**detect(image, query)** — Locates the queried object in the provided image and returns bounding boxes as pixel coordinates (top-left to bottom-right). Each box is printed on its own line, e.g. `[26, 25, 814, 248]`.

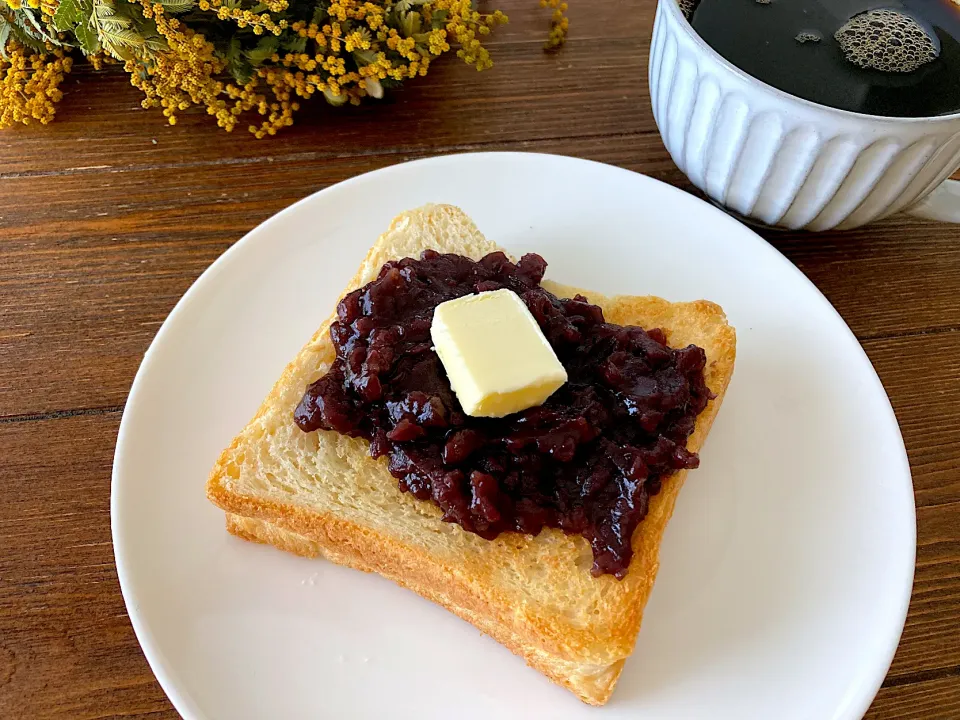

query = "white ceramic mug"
[649, 0, 960, 230]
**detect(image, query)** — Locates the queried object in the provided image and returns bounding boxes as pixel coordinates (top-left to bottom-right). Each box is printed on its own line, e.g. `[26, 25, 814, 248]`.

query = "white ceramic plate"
[112, 153, 915, 720]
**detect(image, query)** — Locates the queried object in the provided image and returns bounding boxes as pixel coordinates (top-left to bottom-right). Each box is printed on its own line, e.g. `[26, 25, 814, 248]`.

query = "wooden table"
[1, 1, 958, 716]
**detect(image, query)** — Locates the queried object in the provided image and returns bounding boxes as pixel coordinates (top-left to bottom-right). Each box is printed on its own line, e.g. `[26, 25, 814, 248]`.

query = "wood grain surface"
[1, 1, 959, 717]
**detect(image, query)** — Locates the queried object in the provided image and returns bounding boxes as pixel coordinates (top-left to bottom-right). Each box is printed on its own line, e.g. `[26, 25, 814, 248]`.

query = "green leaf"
[94, 9, 131, 32]
[90, 0, 154, 59]
[74, 18, 100, 53]
[22, 9, 52, 39]
[400, 10, 420, 37]
[281, 34, 307, 53]
[311, 4, 327, 25]
[244, 34, 279, 64]
[352, 48, 376, 65]
[155, 0, 196, 13]
[250, 2, 268, 12]
[228, 57, 253, 85]
[395, 0, 428, 12]
[0, 21, 10, 59]
[54, 0, 83, 32]
[11, 26, 48, 52]
[52, 0, 105, 54]
[225, 35, 253, 84]
[2, 10, 53, 51]
[143, 34, 165, 52]
[102, 27, 145, 48]
[224, 35, 240, 62]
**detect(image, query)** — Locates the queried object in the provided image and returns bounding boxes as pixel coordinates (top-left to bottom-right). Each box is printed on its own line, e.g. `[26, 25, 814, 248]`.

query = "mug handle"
[906, 178, 960, 223]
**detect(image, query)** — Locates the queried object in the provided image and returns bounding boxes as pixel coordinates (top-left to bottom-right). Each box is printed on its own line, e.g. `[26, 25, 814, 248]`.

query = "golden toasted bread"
[206, 204, 736, 705]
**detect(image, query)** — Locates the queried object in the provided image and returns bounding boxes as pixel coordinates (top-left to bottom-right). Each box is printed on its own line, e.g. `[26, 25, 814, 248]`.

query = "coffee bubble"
[689, 0, 960, 116]
[835, 8, 939, 74]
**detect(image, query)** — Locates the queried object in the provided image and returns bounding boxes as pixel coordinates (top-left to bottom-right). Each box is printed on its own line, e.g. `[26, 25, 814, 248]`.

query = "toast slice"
[206, 204, 736, 705]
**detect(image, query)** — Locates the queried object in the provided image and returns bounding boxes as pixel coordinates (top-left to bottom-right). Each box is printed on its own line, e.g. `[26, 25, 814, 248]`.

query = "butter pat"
[431, 289, 568, 418]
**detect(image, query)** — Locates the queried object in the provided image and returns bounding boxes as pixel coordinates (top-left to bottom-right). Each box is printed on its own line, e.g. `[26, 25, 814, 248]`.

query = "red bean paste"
[294, 251, 713, 578]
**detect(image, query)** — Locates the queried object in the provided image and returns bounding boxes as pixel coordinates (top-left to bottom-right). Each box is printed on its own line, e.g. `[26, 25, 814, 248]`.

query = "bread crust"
[206, 204, 736, 705]
[224, 512, 627, 703]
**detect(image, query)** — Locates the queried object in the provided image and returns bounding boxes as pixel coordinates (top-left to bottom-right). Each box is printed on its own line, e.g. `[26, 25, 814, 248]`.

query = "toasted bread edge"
[205, 205, 737, 706]
[225, 511, 627, 705]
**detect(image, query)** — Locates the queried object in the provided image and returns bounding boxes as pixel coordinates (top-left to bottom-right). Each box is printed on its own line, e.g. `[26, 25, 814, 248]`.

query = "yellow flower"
[541, 0, 570, 49]
[0, 0, 539, 136]
[0, 43, 71, 128]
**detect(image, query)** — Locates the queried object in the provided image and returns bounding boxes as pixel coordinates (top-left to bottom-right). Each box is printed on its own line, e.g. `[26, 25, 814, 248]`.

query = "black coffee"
[683, 0, 960, 117]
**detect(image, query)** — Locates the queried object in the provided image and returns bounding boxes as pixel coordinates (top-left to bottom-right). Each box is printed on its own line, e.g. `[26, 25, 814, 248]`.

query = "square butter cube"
[431, 289, 568, 418]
